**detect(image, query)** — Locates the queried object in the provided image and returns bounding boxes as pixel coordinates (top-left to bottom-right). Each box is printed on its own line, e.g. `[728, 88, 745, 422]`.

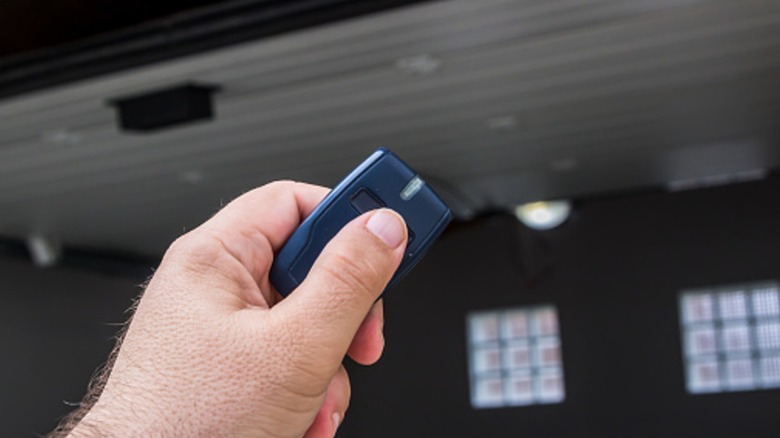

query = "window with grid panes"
[467, 306, 565, 408]
[680, 282, 780, 394]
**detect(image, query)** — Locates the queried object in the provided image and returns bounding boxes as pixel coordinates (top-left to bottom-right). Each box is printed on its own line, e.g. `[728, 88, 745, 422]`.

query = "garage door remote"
[270, 148, 452, 297]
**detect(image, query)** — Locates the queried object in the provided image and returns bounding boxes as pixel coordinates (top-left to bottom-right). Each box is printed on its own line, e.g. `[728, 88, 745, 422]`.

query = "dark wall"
[342, 176, 780, 438]
[0, 258, 142, 436]
[4, 175, 780, 436]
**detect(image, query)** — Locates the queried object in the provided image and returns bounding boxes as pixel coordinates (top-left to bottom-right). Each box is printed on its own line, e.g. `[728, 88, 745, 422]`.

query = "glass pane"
[505, 372, 534, 405]
[536, 338, 561, 367]
[686, 327, 717, 356]
[719, 291, 748, 320]
[683, 293, 714, 323]
[503, 310, 530, 339]
[537, 369, 565, 402]
[721, 324, 751, 352]
[469, 313, 500, 344]
[725, 359, 755, 390]
[534, 307, 559, 336]
[472, 376, 504, 408]
[753, 287, 780, 317]
[504, 341, 531, 369]
[473, 346, 502, 374]
[760, 356, 780, 387]
[688, 361, 721, 393]
[756, 322, 780, 350]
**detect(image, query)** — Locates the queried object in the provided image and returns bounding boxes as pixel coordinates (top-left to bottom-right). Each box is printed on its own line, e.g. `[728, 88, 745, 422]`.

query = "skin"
[53, 181, 407, 437]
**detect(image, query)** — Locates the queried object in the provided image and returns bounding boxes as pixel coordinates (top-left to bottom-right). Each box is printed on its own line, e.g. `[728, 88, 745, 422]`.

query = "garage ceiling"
[1, 0, 779, 257]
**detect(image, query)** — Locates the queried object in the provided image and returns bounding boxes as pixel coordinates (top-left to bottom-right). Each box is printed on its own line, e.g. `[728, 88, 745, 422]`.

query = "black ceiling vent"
[109, 83, 218, 132]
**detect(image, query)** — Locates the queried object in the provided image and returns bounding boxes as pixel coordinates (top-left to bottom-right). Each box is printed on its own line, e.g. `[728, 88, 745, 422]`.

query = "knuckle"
[164, 233, 192, 258]
[163, 232, 222, 274]
[262, 179, 296, 194]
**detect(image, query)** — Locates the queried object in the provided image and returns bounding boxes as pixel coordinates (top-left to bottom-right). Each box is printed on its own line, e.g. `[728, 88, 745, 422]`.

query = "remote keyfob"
[270, 148, 452, 297]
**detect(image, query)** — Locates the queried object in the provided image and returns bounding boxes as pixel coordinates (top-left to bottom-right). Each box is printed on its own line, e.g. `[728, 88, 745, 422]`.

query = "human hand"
[64, 181, 407, 437]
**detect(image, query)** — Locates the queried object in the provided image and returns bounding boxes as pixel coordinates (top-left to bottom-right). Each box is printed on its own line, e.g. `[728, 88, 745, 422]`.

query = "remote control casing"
[270, 148, 452, 296]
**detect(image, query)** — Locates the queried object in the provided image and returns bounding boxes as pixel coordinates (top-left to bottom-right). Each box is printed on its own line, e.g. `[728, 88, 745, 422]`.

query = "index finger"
[198, 181, 330, 284]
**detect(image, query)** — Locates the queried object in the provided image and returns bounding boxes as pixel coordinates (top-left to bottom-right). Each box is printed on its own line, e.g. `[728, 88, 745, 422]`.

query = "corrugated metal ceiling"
[1, 0, 779, 256]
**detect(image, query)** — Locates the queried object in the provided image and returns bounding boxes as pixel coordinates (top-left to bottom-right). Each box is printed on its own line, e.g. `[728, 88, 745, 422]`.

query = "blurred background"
[2, 0, 780, 436]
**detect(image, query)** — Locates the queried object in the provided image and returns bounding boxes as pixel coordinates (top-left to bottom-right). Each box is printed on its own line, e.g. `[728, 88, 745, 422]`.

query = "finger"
[274, 209, 406, 367]
[347, 300, 385, 365]
[198, 181, 329, 281]
[303, 366, 351, 438]
[208, 181, 328, 247]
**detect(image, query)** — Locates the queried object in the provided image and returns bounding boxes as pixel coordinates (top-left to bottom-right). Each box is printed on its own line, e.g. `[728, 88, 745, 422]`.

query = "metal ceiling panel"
[0, 0, 779, 256]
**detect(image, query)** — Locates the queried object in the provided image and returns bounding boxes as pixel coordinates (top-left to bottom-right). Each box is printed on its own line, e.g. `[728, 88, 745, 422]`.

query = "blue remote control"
[270, 148, 452, 296]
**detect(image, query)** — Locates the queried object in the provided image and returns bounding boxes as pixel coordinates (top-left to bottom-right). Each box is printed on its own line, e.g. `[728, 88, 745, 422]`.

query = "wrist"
[69, 405, 149, 437]
[68, 389, 180, 437]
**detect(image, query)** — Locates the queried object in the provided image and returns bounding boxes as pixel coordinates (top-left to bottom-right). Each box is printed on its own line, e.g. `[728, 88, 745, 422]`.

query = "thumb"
[273, 208, 407, 363]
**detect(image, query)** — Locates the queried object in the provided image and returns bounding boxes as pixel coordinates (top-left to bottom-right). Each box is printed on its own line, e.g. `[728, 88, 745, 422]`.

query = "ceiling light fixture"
[549, 157, 578, 172]
[396, 54, 441, 75]
[177, 169, 207, 185]
[41, 129, 82, 145]
[486, 115, 518, 131]
[514, 200, 572, 230]
[26, 235, 62, 268]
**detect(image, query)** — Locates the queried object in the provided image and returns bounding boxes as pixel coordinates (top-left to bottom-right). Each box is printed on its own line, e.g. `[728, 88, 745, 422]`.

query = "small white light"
[514, 201, 571, 230]
[27, 235, 61, 268]
[178, 170, 206, 185]
[550, 158, 578, 172]
[400, 176, 424, 200]
[396, 54, 441, 75]
[486, 115, 518, 131]
[41, 129, 82, 145]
